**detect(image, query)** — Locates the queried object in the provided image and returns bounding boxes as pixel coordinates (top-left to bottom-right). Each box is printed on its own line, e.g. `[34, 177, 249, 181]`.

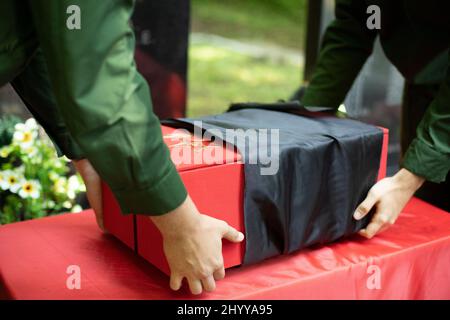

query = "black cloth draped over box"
[163, 104, 383, 265]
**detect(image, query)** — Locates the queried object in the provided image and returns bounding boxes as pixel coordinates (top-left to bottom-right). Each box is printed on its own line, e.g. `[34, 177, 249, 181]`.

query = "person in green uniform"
[300, 0, 450, 238]
[0, 0, 244, 295]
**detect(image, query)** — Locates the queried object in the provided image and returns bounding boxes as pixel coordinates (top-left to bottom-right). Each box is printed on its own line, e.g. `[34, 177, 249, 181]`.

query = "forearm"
[29, 0, 187, 215]
[150, 196, 201, 238]
[402, 58, 450, 183]
[302, 0, 377, 108]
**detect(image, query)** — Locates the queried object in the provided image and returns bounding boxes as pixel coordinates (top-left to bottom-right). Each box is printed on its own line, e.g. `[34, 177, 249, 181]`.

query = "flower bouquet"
[0, 117, 85, 224]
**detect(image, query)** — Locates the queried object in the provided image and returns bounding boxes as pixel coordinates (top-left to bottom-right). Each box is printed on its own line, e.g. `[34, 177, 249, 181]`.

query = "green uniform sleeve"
[28, 0, 187, 215]
[302, 0, 377, 108]
[11, 48, 84, 160]
[402, 52, 450, 183]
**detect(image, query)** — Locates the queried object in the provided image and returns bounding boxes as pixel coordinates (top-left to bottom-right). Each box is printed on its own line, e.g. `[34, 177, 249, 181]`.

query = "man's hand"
[151, 196, 244, 295]
[353, 168, 425, 239]
[73, 159, 105, 231]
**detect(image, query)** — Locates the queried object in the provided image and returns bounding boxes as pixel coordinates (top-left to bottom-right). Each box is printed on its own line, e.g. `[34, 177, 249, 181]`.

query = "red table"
[0, 197, 449, 300]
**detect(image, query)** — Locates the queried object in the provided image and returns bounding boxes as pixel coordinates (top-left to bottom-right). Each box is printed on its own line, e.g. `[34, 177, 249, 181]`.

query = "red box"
[102, 125, 389, 275]
[102, 125, 245, 275]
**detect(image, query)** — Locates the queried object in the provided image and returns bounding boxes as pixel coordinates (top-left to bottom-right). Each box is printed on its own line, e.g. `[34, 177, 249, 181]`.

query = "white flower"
[45, 200, 56, 208]
[18, 180, 41, 199]
[2, 170, 23, 193]
[22, 145, 39, 158]
[13, 118, 38, 149]
[71, 205, 83, 213]
[48, 171, 60, 181]
[67, 175, 84, 199]
[62, 200, 72, 209]
[0, 170, 11, 190]
[53, 177, 68, 194]
[0, 146, 11, 158]
[15, 165, 25, 174]
[22, 118, 38, 130]
[53, 160, 64, 169]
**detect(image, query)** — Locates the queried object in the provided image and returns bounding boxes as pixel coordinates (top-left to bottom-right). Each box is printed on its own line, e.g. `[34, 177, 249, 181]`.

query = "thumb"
[222, 224, 245, 243]
[354, 190, 378, 220]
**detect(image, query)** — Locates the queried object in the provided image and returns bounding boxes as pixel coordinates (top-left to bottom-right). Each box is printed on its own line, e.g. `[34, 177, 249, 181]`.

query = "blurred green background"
[0, 0, 307, 119]
[188, 0, 307, 117]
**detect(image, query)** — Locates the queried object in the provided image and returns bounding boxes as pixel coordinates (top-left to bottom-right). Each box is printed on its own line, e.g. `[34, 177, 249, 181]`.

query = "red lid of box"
[161, 125, 241, 172]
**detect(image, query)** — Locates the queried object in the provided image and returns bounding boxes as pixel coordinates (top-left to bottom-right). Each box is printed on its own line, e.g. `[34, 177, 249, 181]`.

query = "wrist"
[394, 168, 425, 192]
[150, 195, 201, 238]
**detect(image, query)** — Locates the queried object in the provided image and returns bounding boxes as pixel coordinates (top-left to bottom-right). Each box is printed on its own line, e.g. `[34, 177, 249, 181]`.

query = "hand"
[151, 196, 245, 295]
[73, 159, 105, 231]
[353, 168, 425, 239]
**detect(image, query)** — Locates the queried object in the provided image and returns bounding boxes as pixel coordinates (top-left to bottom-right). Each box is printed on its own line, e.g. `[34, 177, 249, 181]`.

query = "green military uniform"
[0, 0, 187, 215]
[303, 0, 450, 210]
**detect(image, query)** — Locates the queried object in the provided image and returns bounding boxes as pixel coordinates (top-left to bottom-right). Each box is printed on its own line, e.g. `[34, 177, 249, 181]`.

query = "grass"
[187, 43, 302, 117]
[187, 0, 306, 117]
[191, 0, 307, 51]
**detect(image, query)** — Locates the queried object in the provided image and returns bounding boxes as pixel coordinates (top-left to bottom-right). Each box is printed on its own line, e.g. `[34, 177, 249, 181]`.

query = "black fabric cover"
[165, 105, 383, 265]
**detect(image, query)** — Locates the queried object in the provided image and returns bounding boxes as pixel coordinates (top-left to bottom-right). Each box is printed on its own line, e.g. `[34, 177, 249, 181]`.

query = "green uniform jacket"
[303, 0, 450, 183]
[0, 0, 187, 215]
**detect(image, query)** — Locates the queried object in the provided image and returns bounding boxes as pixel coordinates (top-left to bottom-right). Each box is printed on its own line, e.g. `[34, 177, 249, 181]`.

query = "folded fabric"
[169, 105, 384, 264]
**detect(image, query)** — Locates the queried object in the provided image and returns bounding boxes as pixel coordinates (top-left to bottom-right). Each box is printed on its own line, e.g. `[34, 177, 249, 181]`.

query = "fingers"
[187, 277, 203, 295]
[201, 275, 216, 292]
[172, 272, 222, 295]
[166, 218, 241, 295]
[354, 190, 378, 220]
[213, 267, 225, 280]
[222, 223, 245, 243]
[74, 159, 106, 232]
[170, 273, 183, 291]
[358, 224, 381, 239]
[359, 212, 394, 239]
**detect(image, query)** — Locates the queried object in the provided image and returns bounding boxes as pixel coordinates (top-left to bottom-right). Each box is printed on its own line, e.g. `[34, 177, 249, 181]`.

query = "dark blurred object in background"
[298, 0, 403, 176]
[132, 0, 190, 119]
[0, 85, 30, 120]
[1, 1, 190, 120]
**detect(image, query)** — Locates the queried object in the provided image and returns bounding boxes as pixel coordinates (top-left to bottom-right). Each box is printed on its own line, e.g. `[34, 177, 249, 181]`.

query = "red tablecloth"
[0, 197, 449, 300]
